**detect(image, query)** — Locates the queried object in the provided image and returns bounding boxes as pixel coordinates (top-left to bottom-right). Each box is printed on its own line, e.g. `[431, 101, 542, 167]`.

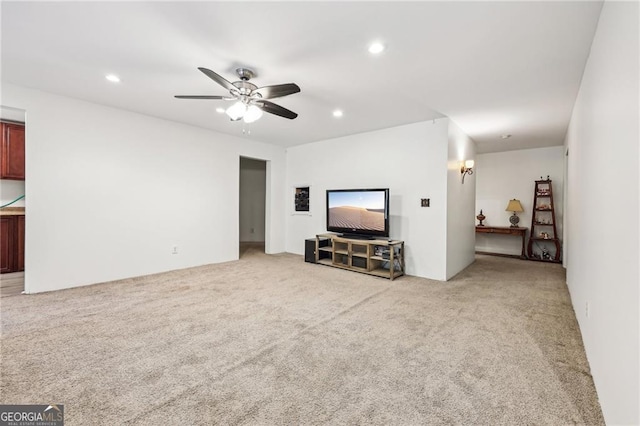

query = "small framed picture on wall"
[294, 186, 310, 213]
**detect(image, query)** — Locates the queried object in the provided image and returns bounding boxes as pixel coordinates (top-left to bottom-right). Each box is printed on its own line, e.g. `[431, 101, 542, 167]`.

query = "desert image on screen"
[328, 191, 385, 231]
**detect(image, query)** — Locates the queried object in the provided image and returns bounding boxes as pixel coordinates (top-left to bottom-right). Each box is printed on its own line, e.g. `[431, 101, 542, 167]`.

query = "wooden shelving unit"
[527, 178, 561, 262]
[315, 233, 405, 280]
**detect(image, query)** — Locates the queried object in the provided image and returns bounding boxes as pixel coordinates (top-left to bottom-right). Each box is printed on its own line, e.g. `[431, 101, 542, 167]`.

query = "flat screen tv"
[326, 188, 389, 238]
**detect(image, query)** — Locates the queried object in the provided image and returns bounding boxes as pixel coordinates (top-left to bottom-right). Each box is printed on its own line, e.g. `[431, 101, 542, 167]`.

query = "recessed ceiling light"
[368, 42, 385, 55]
[333, 110, 344, 118]
[501, 134, 512, 139]
[105, 74, 120, 83]
[215, 107, 225, 114]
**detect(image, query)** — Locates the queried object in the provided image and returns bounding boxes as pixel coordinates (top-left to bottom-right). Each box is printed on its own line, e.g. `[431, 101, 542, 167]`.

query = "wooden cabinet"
[1, 214, 25, 273]
[0, 217, 13, 273]
[315, 233, 405, 280]
[1, 122, 26, 180]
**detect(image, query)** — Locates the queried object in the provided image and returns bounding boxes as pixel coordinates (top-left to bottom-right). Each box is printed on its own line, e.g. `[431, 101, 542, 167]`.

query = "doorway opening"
[0, 106, 26, 297]
[239, 157, 267, 258]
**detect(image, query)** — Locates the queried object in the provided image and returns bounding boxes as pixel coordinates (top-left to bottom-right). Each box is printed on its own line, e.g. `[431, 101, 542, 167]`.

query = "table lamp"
[505, 199, 524, 227]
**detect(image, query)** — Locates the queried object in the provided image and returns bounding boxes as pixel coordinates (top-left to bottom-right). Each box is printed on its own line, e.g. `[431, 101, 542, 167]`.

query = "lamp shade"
[505, 199, 524, 212]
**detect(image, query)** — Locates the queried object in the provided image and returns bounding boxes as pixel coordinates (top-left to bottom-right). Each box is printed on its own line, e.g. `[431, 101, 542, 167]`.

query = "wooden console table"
[475, 226, 528, 259]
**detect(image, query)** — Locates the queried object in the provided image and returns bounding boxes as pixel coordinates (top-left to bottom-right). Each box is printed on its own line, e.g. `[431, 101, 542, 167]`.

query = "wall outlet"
[172, 246, 179, 255]
[585, 301, 590, 318]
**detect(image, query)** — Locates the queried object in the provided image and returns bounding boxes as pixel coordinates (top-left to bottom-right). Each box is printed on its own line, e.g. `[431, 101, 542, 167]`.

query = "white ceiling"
[1, 1, 603, 153]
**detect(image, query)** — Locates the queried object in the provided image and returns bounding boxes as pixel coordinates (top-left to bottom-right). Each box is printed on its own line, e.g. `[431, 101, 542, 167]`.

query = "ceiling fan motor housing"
[232, 80, 258, 97]
[236, 68, 255, 81]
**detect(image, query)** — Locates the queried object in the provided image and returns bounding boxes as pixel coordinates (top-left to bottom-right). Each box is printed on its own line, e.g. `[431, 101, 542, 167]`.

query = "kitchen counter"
[0, 207, 25, 216]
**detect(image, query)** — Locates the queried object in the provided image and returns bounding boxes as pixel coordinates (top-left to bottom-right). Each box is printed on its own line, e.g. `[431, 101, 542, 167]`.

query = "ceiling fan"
[175, 67, 300, 123]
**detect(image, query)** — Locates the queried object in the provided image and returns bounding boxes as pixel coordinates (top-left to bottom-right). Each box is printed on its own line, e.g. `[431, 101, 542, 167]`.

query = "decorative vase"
[476, 209, 486, 226]
[509, 213, 520, 227]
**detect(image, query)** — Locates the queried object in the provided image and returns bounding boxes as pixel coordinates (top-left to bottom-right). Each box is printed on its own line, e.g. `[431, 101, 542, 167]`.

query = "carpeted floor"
[0, 245, 604, 425]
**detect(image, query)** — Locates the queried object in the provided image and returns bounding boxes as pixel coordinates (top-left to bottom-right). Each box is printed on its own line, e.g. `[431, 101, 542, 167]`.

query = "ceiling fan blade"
[253, 83, 301, 99]
[174, 95, 231, 100]
[257, 100, 298, 119]
[198, 67, 235, 91]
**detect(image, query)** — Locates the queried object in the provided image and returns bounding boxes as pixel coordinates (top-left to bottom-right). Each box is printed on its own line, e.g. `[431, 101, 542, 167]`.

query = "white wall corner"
[446, 119, 477, 279]
[285, 119, 451, 280]
[4, 83, 288, 293]
[475, 146, 565, 257]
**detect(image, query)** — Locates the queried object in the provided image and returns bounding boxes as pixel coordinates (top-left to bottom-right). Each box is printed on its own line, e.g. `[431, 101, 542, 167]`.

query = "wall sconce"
[505, 199, 524, 227]
[460, 160, 474, 184]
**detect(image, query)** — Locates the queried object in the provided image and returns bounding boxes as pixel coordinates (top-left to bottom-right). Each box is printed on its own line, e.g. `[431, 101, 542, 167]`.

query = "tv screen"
[326, 188, 389, 238]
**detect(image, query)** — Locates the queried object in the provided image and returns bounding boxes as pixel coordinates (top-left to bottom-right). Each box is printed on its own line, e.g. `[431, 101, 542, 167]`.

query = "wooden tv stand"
[315, 233, 405, 280]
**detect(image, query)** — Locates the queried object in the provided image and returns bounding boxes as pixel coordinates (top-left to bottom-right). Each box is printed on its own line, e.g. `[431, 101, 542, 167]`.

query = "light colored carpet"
[0, 245, 603, 425]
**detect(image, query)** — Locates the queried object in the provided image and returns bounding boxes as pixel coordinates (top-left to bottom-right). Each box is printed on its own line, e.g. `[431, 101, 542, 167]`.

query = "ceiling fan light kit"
[243, 105, 263, 123]
[226, 101, 247, 121]
[368, 42, 385, 54]
[175, 67, 300, 124]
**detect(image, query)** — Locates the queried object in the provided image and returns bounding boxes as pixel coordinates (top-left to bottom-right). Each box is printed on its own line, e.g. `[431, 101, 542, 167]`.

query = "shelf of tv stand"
[315, 233, 405, 280]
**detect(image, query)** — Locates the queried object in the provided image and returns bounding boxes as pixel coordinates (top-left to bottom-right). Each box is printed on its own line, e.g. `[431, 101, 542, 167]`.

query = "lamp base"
[509, 213, 520, 228]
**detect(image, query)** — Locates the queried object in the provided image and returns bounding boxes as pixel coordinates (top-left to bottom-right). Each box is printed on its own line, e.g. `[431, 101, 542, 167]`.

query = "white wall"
[564, 1, 639, 424]
[475, 146, 564, 257]
[286, 119, 456, 280]
[446, 120, 476, 279]
[239, 157, 266, 242]
[2, 84, 286, 293]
